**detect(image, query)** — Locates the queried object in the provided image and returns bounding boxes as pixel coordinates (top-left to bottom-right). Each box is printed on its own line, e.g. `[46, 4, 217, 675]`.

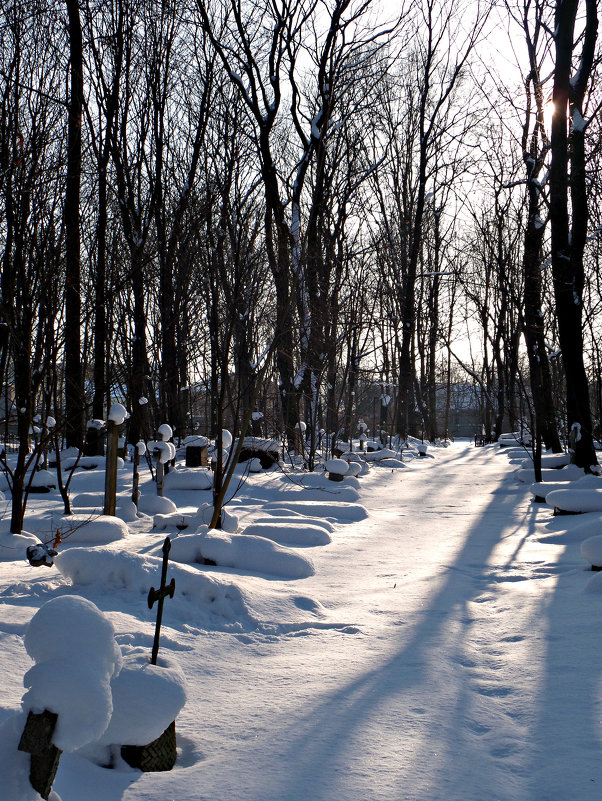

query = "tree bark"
[64, 0, 84, 449]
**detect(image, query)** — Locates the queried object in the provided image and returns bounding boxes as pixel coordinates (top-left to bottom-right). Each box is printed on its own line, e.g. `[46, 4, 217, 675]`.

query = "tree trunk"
[64, 0, 84, 449]
[549, 0, 598, 470]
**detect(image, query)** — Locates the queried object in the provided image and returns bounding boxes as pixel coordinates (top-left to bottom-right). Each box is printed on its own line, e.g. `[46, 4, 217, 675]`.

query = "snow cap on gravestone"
[109, 403, 127, 426]
[157, 423, 173, 442]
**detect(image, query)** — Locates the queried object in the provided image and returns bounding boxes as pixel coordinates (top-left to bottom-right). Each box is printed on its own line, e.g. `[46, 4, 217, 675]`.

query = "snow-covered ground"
[1, 439, 601, 801]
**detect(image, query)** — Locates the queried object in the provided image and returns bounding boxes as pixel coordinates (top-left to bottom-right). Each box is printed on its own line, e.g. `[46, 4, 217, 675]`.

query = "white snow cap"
[157, 423, 173, 441]
[326, 458, 349, 476]
[87, 418, 105, 430]
[221, 429, 233, 449]
[136, 440, 147, 456]
[148, 440, 174, 464]
[22, 595, 122, 752]
[138, 396, 149, 406]
[108, 403, 127, 425]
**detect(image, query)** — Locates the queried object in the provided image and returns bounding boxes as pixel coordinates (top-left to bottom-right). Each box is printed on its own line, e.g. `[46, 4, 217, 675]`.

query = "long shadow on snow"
[248, 444, 593, 801]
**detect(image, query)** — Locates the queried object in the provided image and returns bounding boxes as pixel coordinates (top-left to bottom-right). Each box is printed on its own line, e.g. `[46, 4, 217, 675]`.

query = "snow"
[23, 595, 122, 752]
[163, 467, 213, 491]
[1, 441, 602, 800]
[156, 424, 173, 442]
[108, 404, 127, 426]
[325, 457, 349, 475]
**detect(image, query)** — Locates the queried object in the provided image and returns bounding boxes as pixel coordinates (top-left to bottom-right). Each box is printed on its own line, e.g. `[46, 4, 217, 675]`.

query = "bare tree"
[548, 0, 598, 468]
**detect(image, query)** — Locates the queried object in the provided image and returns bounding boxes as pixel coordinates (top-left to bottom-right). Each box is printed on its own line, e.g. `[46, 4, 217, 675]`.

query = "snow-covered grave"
[325, 458, 349, 482]
[2, 439, 602, 800]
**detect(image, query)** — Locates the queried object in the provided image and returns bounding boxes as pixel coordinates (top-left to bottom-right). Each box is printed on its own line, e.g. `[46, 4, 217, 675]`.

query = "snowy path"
[103, 442, 602, 801]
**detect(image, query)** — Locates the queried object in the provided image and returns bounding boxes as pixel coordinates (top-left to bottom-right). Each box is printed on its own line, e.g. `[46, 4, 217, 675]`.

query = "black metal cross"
[148, 536, 176, 665]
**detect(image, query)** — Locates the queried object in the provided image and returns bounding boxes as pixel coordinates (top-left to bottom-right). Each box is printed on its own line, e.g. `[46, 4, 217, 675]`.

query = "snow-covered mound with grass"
[71, 492, 138, 522]
[580, 535, 602, 570]
[55, 547, 252, 626]
[137, 494, 177, 516]
[362, 447, 399, 462]
[520, 452, 570, 470]
[163, 468, 213, 491]
[55, 514, 129, 544]
[262, 499, 368, 521]
[516, 463, 585, 484]
[530, 473, 602, 502]
[0, 468, 57, 493]
[242, 521, 331, 547]
[546, 485, 602, 514]
[293, 471, 360, 500]
[0, 521, 42, 560]
[168, 528, 315, 579]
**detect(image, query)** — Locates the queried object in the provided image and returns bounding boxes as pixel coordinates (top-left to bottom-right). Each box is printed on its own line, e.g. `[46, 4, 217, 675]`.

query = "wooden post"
[18, 709, 62, 800]
[156, 459, 164, 497]
[132, 446, 140, 506]
[104, 420, 118, 515]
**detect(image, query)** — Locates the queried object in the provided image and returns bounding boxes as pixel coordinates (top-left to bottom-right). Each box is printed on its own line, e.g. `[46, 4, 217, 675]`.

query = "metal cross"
[148, 536, 176, 665]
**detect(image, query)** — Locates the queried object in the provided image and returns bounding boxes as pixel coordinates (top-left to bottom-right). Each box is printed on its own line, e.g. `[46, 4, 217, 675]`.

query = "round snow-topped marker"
[326, 458, 348, 475]
[221, 429, 233, 449]
[136, 440, 147, 456]
[157, 424, 173, 442]
[46, 416, 56, 428]
[139, 396, 149, 406]
[109, 403, 127, 425]
[295, 421, 307, 432]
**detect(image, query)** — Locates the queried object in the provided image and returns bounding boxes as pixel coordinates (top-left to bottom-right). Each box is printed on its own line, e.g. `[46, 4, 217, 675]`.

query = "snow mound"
[371, 457, 406, 469]
[195, 502, 239, 532]
[23, 595, 122, 752]
[258, 513, 335, 531]
[92, 645, 186, 748]
[63, 455, 125, 471]
[242, 521, 331, 547]
[168, 528, 315, 579]
[57, 514, 129, 544]
[55, 547, 251, 625]
[516, 463, 585, 484]
[163, 468, 213, 491]
[362, 447, 399, 462]
[581, 535, 602, 569]
[520, 452, 570, 469]
[546, 487, 602, 514]
[263, 499, 368, 521]
[293, 472, 360, 500]
[530, 473, 602, 501]
[71, 493, 138, 522]
[0, 526, 42, 561]
[137, 494, 177, 516]
[0, 469, 57, 492]
[153, 512, 193, 530]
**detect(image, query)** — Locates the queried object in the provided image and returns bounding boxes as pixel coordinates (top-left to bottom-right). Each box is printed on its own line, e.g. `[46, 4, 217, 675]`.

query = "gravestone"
[18, 709, 62, 800]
